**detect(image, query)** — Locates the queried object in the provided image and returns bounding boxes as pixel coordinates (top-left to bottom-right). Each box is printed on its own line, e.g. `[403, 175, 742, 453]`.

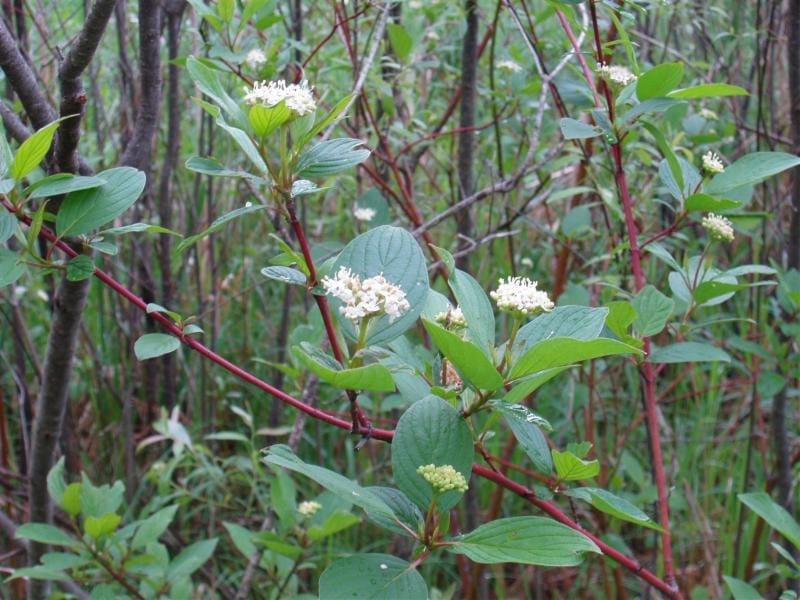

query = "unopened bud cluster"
[490, 277, 554, 317]
[435, 306, 467, 329]
[417, 464, 468, 494]
[702, 213, 734, 242]
[353, 206, 376, 222]
[244, 79, 316, 116]
[322, 267, 410, 324]
[596, 63, 637, 86]
[298, 500, 322, 517]
[701, 151, 725, 174]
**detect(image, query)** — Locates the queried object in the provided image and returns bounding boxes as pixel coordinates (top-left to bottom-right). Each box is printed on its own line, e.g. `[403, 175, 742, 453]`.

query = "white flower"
[702, 213, 734, 242]
[244, 80, 316, 116]
[520, 257, 534, 268]
[321, 267, 410, 324]
[702, 151, 725, 174]
[490, 277, 554, 316]
[435, 306, 467, 328]
[244, 48, 267, 70]
[699, 108, 717, 120]
[597, 63, 637, 86]
[353, 206, 376, 222]
[298, 500, 322, 517]
[497, 60, 522, 73]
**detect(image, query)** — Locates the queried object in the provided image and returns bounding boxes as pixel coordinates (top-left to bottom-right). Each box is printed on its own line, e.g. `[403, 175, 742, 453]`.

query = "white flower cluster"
[244, 48, 267, 70]
[417, 464, 468, 494]
[701, 151, 725, 174]
[435, 306, 467, 329]
[321, 267, 410, 323]
[353, 206, 376, 222]
[244, 79, 316, 116]
[490, 277, 554, 316]
[497, 60, 522, 73]
[298, 500, 322, 517]
[596, 63, 637, 86]
[702, 213, 734, 242]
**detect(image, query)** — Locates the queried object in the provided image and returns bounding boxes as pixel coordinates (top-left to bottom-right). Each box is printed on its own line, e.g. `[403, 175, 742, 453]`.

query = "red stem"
[283, 197, 369, 431]
[554, 6, 679, 593]
[2, 198, 676, 596]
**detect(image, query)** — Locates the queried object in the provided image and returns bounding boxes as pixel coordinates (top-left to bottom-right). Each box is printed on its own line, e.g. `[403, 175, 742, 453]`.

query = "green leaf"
[293, 342, 396, 392]
[647, 341, 730, 364]
[632, 285, 674, 337]
[0, 210, 17, 243]
[636, 62, 684, 100]
[422, 320, 503, 391]
[217, 0, 234, 21]
[56, 167, 146, 237]
[392, 396, 473, 512]
[175, 204, 267, 254]
[387, 23, 413, 61]
[66, 255, 95, 282]
[15, 523, 77, 547]
[510, 337, 640, 380]
[448, 516, 600, 566]
[307, 511, 361, 541]
[223, 522, 257, 558]
[6, 566, 70, 582]
[0, 248, 25, 287]
[184, 156, 260, 179]
[330, 225, 429, 346]
[450, 269, 495, 351]
[568, 488, 663, 531]
[319, 554, 427, 600]
[264, 445, 395, 518]
[261, 265, 307, 285]
[705, 152, 800, 194]
[723, 576, 765, 600]
[514, 306, 608, 353]
[167, 538, 218, 578]
[134, 334, 181, 361]
[80, 474, 124, 519]
[658, 156, 700, 201]
[693, 280, 748, 304]
[605, 301, 636, 340]
[186, 56, 246, 124]
[132, 505, 178, 550]
[503, 367, 572, 404]
[25, 174, 106, 199]
[619, 98, 681, 125]
[10, 120, 61, 180]
[249, 103, 293, 137]
[41, 552, 89, 571]
[552, 449, 600, 481]
[559, 118, 601, 140]
[84, 513, 122, 539]
[62, 483, 82, 517]
[298, 93, 355, 148]
[668, 83, 748, 99]
[365, 487, 424, 537]
[684, 193, 741, 213]
[295, 138, 370, 178]
[492, 402, 553, 474]
[46, 457, 67, 508]
[100, 222, 182, 236]
[642, 122, 684, 192]
[738, 492, 800, 549]
[216, 118, 268, 173]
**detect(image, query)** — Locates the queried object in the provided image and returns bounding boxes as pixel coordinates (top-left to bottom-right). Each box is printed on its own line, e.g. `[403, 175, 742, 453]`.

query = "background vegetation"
[0, 0, 798, 598]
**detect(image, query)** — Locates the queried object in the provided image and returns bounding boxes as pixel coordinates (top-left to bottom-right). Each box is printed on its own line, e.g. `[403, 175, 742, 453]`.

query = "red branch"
[554, 7, 679, 595]
[2, 198, 677, 597]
